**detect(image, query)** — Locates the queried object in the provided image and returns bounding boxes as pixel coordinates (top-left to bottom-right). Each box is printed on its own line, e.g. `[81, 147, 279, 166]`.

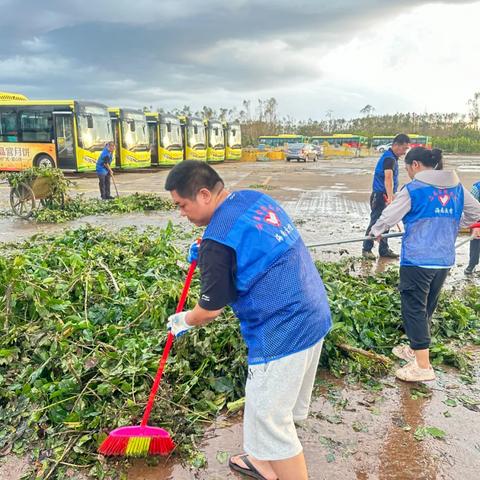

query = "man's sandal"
[228, 454, 269, 480]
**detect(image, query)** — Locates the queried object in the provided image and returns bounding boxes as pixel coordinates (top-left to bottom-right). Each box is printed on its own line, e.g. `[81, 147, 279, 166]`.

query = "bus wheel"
[35, 155, 55, 169]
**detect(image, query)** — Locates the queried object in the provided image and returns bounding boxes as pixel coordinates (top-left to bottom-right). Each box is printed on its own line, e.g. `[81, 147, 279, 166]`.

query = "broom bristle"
[149, 435, 175, 455]
[98, 435, 129, 456]
[98, 431, 175, 457]
[126, 436, 152, 456]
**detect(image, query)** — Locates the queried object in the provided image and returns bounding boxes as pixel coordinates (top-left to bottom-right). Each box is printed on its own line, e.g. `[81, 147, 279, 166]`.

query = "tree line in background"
[144, 92, 480, 153]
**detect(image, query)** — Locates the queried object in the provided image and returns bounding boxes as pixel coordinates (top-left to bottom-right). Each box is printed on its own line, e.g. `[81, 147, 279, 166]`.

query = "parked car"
[375, 142, 392, 153]
[285, 143, 318, 162]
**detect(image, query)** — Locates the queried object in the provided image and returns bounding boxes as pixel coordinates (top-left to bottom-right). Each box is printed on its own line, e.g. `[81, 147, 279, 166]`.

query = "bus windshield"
[77, 105, 112, 151]
[122, 113, 149, 151]
[160, 122, 182, 150]
[209, 124, 224, 148]
[188, 121, 205, 148]
[228, 127, 241, 148]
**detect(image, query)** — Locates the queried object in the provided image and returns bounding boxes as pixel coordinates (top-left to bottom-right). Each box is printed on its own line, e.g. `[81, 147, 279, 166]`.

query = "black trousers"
[363, 192, 390, 255]
[468, 239, 480, 269]
[399, 266, 449, 350]
[98, 173, 111, 199]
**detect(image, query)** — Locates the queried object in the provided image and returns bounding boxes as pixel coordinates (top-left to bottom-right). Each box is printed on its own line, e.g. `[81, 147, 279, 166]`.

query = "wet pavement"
[1, 155, 480, 479]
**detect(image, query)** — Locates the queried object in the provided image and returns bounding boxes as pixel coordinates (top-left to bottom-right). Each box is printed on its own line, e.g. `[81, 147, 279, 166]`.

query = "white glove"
[167, 311, 194, 337]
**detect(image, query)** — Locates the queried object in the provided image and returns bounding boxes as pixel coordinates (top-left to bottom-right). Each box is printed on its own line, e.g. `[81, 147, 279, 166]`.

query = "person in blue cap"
[164, 160, 331, 480]
[464, 179, 480, 275]
[363, 133, 411, 259]
[95, 141, 115, 200]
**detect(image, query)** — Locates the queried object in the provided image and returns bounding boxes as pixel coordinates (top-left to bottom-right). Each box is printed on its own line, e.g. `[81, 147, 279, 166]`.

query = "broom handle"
[141, 260, 197, 427]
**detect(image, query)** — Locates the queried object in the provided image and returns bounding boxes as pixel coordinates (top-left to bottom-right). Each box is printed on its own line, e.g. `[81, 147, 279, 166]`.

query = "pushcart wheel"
[40, 192, 65, 209]
[10, 183, 36, 218]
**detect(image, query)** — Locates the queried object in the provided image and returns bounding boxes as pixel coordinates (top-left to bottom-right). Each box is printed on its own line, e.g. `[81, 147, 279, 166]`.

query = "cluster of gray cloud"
[0, 0, 475, 117]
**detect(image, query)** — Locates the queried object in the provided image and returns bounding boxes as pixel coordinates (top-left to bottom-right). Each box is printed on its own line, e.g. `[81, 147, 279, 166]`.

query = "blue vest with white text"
[372, 149, 399, 194]
[202, 190, 332, 365]
[401, 180, 464, 268]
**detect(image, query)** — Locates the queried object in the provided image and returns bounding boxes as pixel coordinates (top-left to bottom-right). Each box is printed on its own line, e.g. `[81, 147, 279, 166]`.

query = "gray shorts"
[243, 340, 323, 461]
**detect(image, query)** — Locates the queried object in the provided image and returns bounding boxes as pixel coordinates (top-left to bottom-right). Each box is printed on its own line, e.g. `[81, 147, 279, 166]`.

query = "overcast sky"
[1, 0, 479, 120]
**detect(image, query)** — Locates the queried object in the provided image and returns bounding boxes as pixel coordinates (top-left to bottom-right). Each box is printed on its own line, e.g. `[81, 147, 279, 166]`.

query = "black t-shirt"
[198, 239, 237, 311]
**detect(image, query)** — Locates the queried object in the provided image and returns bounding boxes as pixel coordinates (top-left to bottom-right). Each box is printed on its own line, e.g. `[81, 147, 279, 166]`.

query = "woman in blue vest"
[464, 180, 480, 275]
[371, 147, 480, 382]
[164, 161, 331, 480]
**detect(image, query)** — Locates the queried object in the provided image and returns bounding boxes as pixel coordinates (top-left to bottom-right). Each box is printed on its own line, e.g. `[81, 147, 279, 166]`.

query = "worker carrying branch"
[370, 147, 480, 382]
[164, 160, 332, 480]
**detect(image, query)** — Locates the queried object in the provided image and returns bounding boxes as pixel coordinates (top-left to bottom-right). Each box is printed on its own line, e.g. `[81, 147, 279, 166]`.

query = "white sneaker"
[392, 344, 416, 362]
[395, 360, 436, 382]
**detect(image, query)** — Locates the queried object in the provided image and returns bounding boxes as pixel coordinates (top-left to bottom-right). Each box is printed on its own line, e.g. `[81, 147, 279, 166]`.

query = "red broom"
[98, 260, 197, 456]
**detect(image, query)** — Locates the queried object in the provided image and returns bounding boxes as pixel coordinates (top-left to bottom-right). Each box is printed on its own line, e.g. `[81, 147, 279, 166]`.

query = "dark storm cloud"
[0, 0, 475, 111]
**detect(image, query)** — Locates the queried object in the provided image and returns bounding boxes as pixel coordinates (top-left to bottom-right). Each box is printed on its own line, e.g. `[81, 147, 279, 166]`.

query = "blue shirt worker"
[96, 142, 115, 200]
[362, 134, 410, 259]
[165, 161, 331, 480]
[371, 147, 480, 382]
[464, 180, 480, 275]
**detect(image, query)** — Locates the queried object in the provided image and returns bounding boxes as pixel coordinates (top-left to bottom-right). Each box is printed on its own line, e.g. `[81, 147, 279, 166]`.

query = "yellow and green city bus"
[310, 134, 368, 148]
[258, 134, 306, 148]
[205, 118, 225, 163]
[371, 135, 432, 148]
[179, 115, 207, 161]
[146, 112, 184, 167]
[224, 121, 242, 161]
[0, 94, 113, 171]
[108, 108, 151, 169]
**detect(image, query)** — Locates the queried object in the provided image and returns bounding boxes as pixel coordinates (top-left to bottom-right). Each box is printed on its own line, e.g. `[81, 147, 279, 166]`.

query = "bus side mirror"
[87, 115, 93, 129]
[130, 121, 136, 132]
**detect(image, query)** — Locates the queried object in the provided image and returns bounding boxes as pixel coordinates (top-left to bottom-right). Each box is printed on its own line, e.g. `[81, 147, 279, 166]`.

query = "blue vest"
[372, 149, 399, 194]
[203, 190, 332, 365]
[473, 181, 480, 201]
[96, 147, 113, 175]
[401, 180, 464, 268]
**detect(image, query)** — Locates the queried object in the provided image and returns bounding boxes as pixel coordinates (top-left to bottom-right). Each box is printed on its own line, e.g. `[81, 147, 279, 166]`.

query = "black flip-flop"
[228, 454, 268, 480]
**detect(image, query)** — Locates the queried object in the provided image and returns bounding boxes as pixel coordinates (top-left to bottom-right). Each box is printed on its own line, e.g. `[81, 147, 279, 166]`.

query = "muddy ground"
[0, 155, 479, 480]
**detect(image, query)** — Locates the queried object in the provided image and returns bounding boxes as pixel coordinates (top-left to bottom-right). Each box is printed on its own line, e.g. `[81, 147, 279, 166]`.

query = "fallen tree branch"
[98, 260, 120, 293]
[337, 343, 393, 366]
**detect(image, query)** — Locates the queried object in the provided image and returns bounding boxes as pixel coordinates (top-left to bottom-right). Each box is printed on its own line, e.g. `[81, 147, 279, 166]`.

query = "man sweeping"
[165, 161, 331, 480]
[96, 141, 115, 200]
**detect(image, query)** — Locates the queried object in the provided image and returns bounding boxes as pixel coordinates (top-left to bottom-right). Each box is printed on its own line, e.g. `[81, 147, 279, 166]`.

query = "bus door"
[110, 118, 121, 167]
[148, 121, 159, 165]
[53, 112, 76, 169]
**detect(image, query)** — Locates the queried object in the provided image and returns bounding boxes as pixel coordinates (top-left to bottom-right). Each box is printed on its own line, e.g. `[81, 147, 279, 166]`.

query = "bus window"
[19, 110, 53, 142]
[0, 109, 18, 142]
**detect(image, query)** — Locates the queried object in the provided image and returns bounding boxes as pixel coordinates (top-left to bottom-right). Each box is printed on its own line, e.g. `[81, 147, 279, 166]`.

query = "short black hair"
[165, 160, 224, 199]
[392, 133, 410, 145]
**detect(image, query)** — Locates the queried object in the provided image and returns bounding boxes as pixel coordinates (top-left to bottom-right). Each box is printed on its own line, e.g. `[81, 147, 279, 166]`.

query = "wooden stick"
[337, 343, 393, 366]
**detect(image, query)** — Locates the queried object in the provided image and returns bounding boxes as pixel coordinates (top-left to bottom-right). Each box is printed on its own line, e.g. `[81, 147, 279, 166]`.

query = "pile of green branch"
[33, 193, 175, 223]
[0, 227, 478, 478]
[317, 260, 480, 377]
[1, 168, 174, 223]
